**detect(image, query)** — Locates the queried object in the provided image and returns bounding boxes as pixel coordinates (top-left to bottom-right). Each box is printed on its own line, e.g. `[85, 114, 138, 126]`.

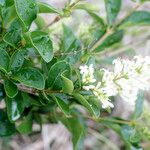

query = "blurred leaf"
[38, 2, 62, 15]
[4, 79, 18, 98]
[68, 117, 84, 150]
[30, 31, 53, 63]
[120, 11, 150, 26]
[48, 61, 71, 90]
[88, 12, 105, 27]
[94, 30, 124, 52]
[9, 49, 27, 73]
[133, 90, 144, 119]
[62, 24, 76, 52]
[17, 113, 32, 134]
[14, 0, 38, 31]
[61, 24, 82, 64]
[13, 68, 45, 90]
[0, 109, 16, 136]
[6, 0, 14, 7]
[0, 47, 10, 73]
[105, 0, 121, 25]
[73, 3, 99, 12]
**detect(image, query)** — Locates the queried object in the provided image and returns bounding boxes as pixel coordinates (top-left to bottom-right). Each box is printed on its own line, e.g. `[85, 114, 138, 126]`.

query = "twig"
[90, 4, 141, 52]
[0, 79, 62, 96]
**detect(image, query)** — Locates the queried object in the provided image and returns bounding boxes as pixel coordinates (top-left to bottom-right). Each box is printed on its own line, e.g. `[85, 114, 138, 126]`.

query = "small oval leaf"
[30, 31, 53, 63]
[48, 61, 71, 90]
[0, 48, 10, 73]
[13, 67, 45, 90]
[14, 0, 38, 31]
[4, 79, 18, 98]
[61, 73, 74, 94]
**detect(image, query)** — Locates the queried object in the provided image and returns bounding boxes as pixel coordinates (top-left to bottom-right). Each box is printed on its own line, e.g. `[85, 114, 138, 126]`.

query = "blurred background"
[0, 0, 150, 150]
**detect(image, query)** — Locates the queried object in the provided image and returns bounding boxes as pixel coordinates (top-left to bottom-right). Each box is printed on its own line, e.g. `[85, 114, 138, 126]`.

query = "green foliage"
[0, 0, 149, 149]
[105, 0, 122, 25]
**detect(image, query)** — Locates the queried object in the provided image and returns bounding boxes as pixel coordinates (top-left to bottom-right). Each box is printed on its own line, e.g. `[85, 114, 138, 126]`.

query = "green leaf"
[0, 109, 16, 136]
[13, 67, 45, 90]
[38, 2, 62, 15]
[120, 11, 150, 26]
[61, 72, 74, 94]
[4, 79, 18, 98]
[14, 0, 38, 31]
[48, 61, 71, 90]
[61, 24, 82, 64]
[105, 0, 121, 25]
[73, 93, 99, 117]
[52, 95, 70, 116]
[133, 90, 144, 119]
[88, 12, 105, 27]
[9, 49, 27, 73]
[0, 84, 5, 101]
[94, 30, 124, 52]
[0, 48, 10, 73]
[62, 24, 76, 52]
[30, 31, 53, 63]
[17, 113, 32, 134]
[6, 93, 25, 122]
[3, 19, 22, 48]
[4, 5, 17, 26]
[67, 116, 85, 150]
[73, 3, 99, 12]
[6, 0, 14, 7]
[121, 125, 141, 143]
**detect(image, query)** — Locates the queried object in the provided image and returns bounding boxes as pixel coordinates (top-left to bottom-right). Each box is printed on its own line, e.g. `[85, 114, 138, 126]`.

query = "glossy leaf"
[14, 0, 38, 31]
[30, 31, 53, 63]
[73, 93, 99, 117]
[94, 30, 124, 52]
[17, 113, 32, 134]
[13, 67, 45, 90]
[6, 93, 25, 122]
[3, 19, 22, 48]
[38, 2, 62, 15]
[0, 48, 10, 73]
[61, 73, 74, 94]
[9, 49, 27, 73]
[120, 11, 150, 26]
[52, 95, 70, 116]
[0, 109, 16, 136]
[105, 0, 121, 25]
[4, 79, 18, 98]
[48, 61, 71, 90]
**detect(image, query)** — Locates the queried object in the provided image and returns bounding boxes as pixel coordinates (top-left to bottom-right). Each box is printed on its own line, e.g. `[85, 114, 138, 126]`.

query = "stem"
[0, 79, 62, 96]
[98, 117, 135, 125]
[90, 3, 141, 52]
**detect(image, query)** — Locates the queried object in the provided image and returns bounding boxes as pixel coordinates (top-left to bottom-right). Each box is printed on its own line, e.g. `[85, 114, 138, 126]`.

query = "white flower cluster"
[79, 56, 150, 109]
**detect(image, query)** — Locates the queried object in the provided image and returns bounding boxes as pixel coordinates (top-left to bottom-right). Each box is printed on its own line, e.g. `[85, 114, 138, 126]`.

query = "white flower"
[100, 69, 118, 96]
[80, 64, 96, 84]
[101, 98, 114, 109]
[79, 55, 150, 109]
[83, 85, 95, 91]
